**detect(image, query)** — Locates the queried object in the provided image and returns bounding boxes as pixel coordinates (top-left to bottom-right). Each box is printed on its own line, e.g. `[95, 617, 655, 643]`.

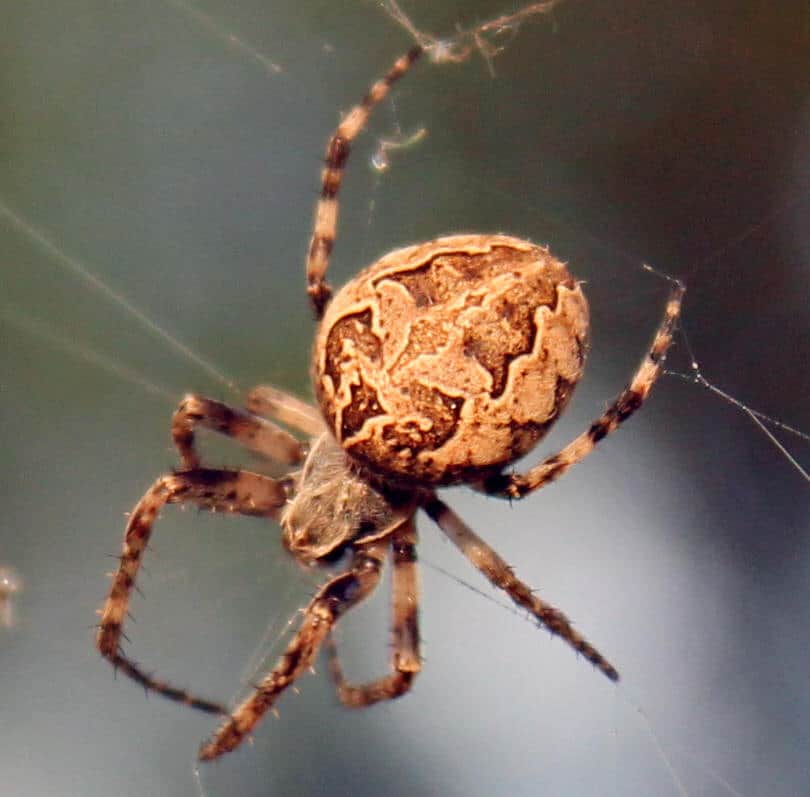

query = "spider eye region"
[313, 234, 589, 485]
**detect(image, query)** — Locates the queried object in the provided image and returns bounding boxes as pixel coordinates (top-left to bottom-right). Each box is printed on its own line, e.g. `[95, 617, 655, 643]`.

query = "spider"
[96, 46, 684, 761]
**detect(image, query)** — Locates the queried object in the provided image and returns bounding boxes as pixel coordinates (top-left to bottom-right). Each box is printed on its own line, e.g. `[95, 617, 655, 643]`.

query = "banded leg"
[246, 385, 326, 438]
[306, 46, 423, 317]
[172, 394, 306, 469]
[96, 469, 288, 714]
[481, 280, 685, 499]
[424, 496, 619, 682]
[327, 518, 421, 707]
[198, 541, 388, 761]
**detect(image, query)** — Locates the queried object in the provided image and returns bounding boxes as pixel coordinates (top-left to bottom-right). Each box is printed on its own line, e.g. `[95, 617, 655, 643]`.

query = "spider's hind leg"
[199, 540, 388, 761]
[424, 495, 619, 682]
[480, 279, 685, 500]
[327, 517, 421, 707]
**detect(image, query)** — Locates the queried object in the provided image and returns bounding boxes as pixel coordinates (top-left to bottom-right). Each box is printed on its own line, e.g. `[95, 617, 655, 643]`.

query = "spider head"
[280, 433, 410, 562]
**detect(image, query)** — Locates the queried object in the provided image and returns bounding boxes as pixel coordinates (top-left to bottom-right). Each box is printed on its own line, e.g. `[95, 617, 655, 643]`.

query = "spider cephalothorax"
[97, 45, 683, 761]
[280, 432, 414, 561]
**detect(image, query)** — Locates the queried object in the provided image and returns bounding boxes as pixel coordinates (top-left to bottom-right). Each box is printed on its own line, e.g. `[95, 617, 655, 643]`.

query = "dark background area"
[1, 1, 808, 795]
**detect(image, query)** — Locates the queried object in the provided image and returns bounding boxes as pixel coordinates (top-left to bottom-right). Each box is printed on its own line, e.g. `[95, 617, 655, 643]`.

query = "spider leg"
[172, 394, 306, 469]
[198, 541, 388, 761]
[306, 46, 423, 317]
[96, 468, 288, 714]
[246, 384, 326, 437]
[326, 517, 420, 707]
[480, 280, 685, 499]
[423, 495, 619, 682]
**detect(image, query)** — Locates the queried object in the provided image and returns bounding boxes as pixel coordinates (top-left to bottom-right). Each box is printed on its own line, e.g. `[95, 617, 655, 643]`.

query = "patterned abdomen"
[313, 234, 589, 484]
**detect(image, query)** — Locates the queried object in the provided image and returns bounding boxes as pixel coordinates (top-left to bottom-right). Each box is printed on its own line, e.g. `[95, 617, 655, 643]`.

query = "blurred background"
[1, 1, 808, 795]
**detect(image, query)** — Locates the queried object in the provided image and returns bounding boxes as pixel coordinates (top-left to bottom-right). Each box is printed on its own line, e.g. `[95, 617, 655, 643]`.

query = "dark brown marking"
[321, 170, 342, 199]
[507, 419, 549, 461]
[393, 541, 417, 564]
[280, 644, 304, 675]
[324, 309, 381, 386]
[380, 384, 463, 452]
[422, 497, 447, 523]
[480, 471, 516, 496]
[405, 45, 423, 65]
[341, 378, 384, 441]
[326, 136, 350, 170]
[382, 263, 441, 308]
[308, 281, 332, 318]
[172, 467, 236, 487]
[588, 418, 611, 443]
[616, 389, 644, 423]
[541, 455, 568, 483]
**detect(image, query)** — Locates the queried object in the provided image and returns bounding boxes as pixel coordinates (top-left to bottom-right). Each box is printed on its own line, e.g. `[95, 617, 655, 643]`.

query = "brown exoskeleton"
[97, 46, 683, 761]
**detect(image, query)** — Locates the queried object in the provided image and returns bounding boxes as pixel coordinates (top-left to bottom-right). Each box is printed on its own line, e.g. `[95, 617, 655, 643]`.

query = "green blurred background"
[1, 2, 808, 795]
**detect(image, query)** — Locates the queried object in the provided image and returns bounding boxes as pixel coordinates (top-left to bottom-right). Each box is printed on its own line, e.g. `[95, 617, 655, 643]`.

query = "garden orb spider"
[96, 46, 684, 761]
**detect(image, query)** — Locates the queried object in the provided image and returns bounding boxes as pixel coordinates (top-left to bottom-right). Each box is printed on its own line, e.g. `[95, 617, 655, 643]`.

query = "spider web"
[0, 2, 808, 796]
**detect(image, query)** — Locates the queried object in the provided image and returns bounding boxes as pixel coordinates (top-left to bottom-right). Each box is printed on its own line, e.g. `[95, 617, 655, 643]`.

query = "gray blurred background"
[1, 1, 808, 795]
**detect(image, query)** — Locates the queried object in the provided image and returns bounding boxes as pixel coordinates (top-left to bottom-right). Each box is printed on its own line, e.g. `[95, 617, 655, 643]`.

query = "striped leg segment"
[306, 46, 423, 317]
[96, 469, 288, 714]
[172, 394, 306, 469]
[424, 496, 619, 682]
[198, 541, 388, 760]
[327, 518, 421, 707]
[482, 280, 685, 499]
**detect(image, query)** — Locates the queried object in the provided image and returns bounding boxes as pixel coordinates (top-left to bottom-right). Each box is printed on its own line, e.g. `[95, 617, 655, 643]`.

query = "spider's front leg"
[481, 279, 685, 499]
[327, 517, 421, 706]
[172, 394, 306, 470]
[198, 540, 389, 761]
[246, 385, 326, 438]
[96, 468, 288, 714]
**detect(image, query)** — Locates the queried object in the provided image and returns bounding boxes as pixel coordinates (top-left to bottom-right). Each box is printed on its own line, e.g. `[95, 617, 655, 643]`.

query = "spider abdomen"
[313, 234, 589, 485]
